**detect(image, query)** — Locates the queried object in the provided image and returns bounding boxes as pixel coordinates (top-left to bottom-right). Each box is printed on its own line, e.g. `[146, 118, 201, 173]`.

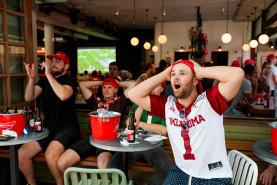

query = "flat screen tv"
[77, 47, 116, 74]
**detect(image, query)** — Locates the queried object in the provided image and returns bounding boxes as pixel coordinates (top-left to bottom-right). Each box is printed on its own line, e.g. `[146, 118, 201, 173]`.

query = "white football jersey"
[150, 84, 233, 179]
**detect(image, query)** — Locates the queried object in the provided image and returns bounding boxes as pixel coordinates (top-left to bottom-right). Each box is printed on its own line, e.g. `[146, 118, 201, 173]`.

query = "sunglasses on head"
[180, 109, 188, 130]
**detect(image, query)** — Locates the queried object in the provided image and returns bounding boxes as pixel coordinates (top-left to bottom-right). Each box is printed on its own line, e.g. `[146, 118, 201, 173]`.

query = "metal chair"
[228, 150, 258, 185]
[64, 167, 133, 185]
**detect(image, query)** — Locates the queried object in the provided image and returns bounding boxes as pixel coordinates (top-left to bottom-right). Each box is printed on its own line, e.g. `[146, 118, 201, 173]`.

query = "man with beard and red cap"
[128, 60, 244, 184]
[20, 52, 79, 185]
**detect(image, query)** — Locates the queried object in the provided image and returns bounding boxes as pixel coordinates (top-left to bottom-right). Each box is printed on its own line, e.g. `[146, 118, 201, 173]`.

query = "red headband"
[102, 77, 118, 88]
[172, 60, 203, 93]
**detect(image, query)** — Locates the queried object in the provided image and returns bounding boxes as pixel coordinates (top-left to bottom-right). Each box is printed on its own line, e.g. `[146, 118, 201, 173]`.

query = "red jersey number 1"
[181, 129, 195, 160]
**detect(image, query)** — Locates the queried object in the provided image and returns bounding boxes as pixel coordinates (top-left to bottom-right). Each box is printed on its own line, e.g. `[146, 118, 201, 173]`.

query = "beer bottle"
[35, 107, 42, 132]
[23, 106, 29, 126]
[13, 106, 18, 114]
[28, 106, 35, 131]
[127, 108, 136, 143]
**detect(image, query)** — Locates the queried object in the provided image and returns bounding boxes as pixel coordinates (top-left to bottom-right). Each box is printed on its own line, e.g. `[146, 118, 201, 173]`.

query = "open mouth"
[174, 84, 181, 89]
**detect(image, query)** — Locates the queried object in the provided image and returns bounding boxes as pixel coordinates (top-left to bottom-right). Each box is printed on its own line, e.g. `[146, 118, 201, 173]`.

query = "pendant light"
[221, 0, 232, 43]
[158, 0, 167, 45]
[130, 0, 139, 46]
[258, 0, 269, 44]
[250, 7, 258, 48]
[152, 17, 159, 52]
[143, 9, 151, 50]
[242, 16, 250, 51]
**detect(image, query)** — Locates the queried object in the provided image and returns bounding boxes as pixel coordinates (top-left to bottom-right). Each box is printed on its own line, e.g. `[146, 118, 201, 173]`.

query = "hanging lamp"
[130, 0, 139, 46]
[258, 0, 269, 44]
[158, 0, 167, 44]
[143, 9, 151, 50]
[242, 16, 250, 51]
[221, 0, 232, 43]
[250, 7, 258, 48]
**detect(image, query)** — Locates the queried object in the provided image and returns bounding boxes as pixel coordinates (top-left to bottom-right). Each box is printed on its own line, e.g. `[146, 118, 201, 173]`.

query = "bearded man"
[20, 52, 79, 185]
[128, 60, 244, 185]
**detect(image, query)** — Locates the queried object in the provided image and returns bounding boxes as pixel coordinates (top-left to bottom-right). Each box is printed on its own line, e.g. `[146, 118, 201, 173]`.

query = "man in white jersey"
[128, 60, 244, 185]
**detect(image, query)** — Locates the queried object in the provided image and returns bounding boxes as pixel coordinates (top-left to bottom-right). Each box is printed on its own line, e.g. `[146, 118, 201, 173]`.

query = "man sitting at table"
[57, 78, 135, 172]
[223, 64, 257, 117]
[109, 82, 172, 185]
[128, 60, 244, 184]
[19, 52, 79, 185]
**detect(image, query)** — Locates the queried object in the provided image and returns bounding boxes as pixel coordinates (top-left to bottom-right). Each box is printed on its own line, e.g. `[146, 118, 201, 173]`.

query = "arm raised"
[79, 80, 103, 100]
[128, 67, 171, 112]
[196, 66, 244, 102]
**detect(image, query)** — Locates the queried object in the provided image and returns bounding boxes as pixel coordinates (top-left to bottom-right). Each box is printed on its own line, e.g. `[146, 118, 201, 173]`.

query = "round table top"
[0, 128, 49, 146]
[90, 132, 163, 152]
[252, 139, 277, 165]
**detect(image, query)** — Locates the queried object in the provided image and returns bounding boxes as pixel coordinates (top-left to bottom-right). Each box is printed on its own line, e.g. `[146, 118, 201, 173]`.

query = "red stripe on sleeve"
[206, 84, 231, 115]
[149, 95, 167, 120]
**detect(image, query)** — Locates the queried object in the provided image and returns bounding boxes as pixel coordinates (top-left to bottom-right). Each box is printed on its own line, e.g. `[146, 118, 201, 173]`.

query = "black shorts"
[37, 127, 79, 151]
[69, 135, 114, 159]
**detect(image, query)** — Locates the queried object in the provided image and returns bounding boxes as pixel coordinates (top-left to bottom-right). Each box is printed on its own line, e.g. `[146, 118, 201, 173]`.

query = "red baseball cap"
[172, 60, 203, 93]
[244, 59, 256, 66]
[102, 77, 118, 88]
[46, 52, 70, 65]
[231, 60, 240, 67]
[267, 54, 277, 61]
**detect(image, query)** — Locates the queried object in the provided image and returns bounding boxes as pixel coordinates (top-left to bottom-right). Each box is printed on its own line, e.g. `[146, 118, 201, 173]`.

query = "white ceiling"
[64, 0, 276, 29]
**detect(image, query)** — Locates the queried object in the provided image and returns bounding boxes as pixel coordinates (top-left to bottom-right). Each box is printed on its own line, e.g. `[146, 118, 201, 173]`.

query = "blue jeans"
[109, 146, 172, 185]
[163, 165, 232, 185]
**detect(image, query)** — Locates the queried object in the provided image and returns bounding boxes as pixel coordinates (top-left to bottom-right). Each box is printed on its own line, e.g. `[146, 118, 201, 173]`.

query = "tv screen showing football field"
[77, 47, 116, 74]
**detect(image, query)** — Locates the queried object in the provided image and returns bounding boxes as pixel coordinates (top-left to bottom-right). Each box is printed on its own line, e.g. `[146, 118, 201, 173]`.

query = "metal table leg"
[122, 152, 129, 179]
[10, 145, 19, 185]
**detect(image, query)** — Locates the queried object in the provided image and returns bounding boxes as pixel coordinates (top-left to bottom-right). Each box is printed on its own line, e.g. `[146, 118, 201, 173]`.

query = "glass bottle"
[28, 106, 35, 131]
[127, 108, 136, 143]
[35, 107, 42, 132]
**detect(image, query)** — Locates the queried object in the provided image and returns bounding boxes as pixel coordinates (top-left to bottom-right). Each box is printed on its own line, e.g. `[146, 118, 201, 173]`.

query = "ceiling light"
[271, 46, 275, 49]
[242, 16, 250, 51]
[249, 39, 258, 48]
[221, 0, 232, 44]
[130, 37, 139, 46]
[258, 1, 269, 44]
[258, 34, 269, 44]
[221, 32, 232, 43]
[158, 34, 167, 45]
[144, 42, 151, 50]
[158, 0, 167, 45]
[152, 46, 158, 52]
[115, 10, 119, 16]
[242, 44, 250, 51]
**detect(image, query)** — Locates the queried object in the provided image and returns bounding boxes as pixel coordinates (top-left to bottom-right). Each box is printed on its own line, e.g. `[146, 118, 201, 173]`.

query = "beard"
[174, 81, 194, 99]
[51, 67, 65, 76]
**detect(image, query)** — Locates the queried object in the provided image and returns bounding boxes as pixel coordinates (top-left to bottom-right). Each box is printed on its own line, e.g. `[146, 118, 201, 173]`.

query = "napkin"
[144, 135, 167, 142]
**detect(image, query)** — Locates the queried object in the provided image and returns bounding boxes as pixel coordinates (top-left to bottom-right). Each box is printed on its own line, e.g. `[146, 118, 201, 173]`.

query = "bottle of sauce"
[127, 108, 136, 143]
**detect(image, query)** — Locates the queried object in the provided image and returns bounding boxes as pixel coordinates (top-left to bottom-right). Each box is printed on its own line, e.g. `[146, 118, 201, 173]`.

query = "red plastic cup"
[269, 122, 277, 154]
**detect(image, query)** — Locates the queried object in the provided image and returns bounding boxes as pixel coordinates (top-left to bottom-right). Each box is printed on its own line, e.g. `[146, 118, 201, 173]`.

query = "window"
[0, 0, 33, 108]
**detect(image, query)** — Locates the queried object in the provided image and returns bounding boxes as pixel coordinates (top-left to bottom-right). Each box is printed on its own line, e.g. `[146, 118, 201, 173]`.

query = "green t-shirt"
[128, 103, 166, 127]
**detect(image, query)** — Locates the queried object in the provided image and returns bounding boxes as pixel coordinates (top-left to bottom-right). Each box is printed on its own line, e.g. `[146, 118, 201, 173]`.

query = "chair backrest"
[228, 150, 258, 185]
[64, 167, 130, 185]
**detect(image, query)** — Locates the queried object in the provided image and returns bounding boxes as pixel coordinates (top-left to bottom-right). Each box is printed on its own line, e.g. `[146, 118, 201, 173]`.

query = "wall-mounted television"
[77, 47, 116, 74]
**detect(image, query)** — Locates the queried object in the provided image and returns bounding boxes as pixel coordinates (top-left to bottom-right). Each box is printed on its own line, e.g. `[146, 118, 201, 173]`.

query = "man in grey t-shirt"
[224, 65, 257, 117]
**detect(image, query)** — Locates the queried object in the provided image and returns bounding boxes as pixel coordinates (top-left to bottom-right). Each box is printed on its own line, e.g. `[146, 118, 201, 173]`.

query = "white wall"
[154, 20, 249, 66]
